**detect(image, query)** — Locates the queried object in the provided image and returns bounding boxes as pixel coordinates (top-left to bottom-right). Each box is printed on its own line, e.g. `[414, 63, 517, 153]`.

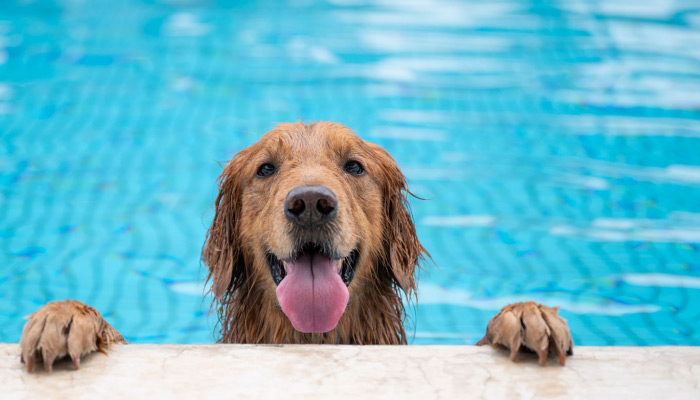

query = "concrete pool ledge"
[1, 344, 699, 399]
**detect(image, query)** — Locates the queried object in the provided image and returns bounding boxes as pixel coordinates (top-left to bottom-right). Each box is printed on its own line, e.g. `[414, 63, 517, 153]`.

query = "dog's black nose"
[285, 185, 337, 227]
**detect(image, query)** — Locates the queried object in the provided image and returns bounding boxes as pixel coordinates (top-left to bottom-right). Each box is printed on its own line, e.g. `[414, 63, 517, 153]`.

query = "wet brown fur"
[202, 121, 428, 344]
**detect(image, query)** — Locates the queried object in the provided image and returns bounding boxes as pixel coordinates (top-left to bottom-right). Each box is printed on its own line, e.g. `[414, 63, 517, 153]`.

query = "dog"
[19, 122, 572, 372]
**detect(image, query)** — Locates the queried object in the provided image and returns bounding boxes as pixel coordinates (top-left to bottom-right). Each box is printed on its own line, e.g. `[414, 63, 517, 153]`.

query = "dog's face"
[203, 122, 424, 336]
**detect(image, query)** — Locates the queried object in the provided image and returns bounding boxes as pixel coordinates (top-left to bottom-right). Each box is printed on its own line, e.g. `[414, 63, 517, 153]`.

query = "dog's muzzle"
[270, 185, 358, 333]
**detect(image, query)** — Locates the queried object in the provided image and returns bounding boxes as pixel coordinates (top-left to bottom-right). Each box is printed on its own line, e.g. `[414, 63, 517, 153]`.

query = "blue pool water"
[1, 0, 700, 346]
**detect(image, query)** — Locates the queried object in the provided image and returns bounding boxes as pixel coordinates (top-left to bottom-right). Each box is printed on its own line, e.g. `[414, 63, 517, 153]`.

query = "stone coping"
[2, 344, 699, 399]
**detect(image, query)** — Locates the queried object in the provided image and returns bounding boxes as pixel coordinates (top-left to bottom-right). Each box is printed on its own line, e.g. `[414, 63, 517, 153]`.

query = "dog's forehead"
[268, 122, 360, 148]
[258, 122, 364, 157]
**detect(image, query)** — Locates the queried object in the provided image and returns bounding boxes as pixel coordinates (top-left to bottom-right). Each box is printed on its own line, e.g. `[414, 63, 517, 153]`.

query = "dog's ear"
[202, 152, 250, 299]
[368, 143, 427, 296]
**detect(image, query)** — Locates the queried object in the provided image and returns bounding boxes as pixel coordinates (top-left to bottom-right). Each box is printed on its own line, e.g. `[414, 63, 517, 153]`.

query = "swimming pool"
[1, 0, 699, 346]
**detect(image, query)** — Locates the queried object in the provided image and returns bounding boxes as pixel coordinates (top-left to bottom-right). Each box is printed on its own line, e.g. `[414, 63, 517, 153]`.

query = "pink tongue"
[276, 253, 349, 333]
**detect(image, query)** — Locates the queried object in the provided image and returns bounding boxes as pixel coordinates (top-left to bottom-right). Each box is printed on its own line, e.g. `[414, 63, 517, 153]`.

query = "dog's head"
[203, 122, 425, 336]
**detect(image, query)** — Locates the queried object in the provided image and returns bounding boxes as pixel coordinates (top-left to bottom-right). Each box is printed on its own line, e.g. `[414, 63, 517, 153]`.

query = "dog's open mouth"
[267, 243, 359, 333]
[267, 243, 358, 287]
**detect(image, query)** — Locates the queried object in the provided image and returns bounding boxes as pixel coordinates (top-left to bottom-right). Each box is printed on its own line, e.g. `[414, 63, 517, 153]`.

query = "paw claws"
[42, 349, 56, 373]
[509, 346, 519, 362]
[475, 336, 489, 346]
[71, 355, 80, 370]
[43, 359, 53, 373]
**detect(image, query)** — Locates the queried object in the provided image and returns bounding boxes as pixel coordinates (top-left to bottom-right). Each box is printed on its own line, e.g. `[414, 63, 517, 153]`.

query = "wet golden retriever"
[19, 122, 572, 372]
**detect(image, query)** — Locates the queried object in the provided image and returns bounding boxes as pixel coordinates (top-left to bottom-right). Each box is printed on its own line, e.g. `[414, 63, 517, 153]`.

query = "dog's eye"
[344, 160, 365, 175]
[257, 163, 277, 177]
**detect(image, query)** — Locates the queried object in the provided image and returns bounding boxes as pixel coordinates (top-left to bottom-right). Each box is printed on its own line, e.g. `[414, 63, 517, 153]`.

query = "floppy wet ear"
[369, 143, 427, 296]
[202, 154, 249, 299]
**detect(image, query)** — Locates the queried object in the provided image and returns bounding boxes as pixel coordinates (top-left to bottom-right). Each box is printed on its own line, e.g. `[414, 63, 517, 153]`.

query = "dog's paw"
[476, 301, 573, 366]
[19, 300, 126, 373]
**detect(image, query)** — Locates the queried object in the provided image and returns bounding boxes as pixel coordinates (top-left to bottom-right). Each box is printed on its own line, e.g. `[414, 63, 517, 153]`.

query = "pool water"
[1, 0, 700, 346]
